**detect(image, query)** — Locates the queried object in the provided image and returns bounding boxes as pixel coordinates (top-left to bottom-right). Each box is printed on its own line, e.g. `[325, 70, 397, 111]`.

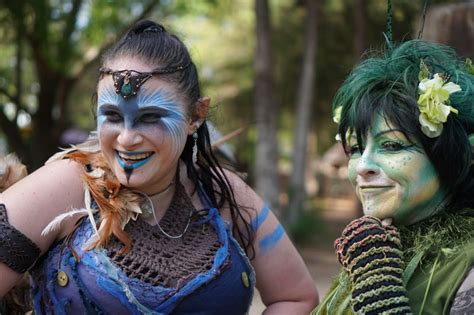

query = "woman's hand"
[335, 216, 411, 314]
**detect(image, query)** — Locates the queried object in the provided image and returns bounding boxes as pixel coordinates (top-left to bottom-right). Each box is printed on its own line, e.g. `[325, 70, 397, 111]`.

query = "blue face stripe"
[97, 86, 187, 129]
[97, 85, 190, 161]
[135, 90, 188, 157]
[259, 224, 285, 254]
[97, 86, 118, 128]
[250, 203, 270, 232]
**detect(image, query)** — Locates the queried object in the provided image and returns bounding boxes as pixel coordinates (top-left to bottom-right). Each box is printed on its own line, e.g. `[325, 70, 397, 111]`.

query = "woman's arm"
[451, 267, 474, 314]
[0, 159, 85, 296]
[225, 172, 319, 314]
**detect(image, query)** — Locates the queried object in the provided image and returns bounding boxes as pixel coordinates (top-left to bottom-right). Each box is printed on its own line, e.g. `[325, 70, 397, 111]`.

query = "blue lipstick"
[115, 151, 154, 170]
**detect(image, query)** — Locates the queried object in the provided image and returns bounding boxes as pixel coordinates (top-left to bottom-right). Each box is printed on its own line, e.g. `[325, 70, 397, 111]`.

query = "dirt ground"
[248, 205, 357, 314]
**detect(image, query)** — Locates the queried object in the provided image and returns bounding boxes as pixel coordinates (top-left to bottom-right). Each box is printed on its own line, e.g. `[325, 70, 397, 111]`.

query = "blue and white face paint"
[97, 77, 190, 192]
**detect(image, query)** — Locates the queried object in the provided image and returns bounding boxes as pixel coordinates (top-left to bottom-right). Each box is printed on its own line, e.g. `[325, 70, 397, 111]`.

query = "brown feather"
[66, 150, 143, 254]
[0, 153, 28, 192]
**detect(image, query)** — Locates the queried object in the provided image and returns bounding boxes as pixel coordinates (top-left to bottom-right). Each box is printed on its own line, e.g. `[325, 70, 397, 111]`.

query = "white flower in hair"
[333, 106, 343, 124]
[418, 73, 461, 138]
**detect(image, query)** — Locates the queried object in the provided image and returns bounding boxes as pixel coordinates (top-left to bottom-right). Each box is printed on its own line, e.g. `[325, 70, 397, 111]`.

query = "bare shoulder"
[0, 159, 85, 251]
[451, 267, 474, 314]
[220, 168, 264, 212]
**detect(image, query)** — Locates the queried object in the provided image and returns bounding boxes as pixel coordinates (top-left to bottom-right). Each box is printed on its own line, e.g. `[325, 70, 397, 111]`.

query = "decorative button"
[57, 270, 69, 287]
[241, 271, 250, 288]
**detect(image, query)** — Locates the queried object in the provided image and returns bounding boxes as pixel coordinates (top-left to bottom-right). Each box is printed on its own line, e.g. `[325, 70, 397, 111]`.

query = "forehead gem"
[112, 70, 152, 99]
[120, 72, 132, 96]
[99, 67, 153, 99]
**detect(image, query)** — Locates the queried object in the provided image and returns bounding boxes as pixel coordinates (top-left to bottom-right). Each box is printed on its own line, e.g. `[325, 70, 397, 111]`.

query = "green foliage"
[288, 208, 326, 245]
[0, 0, 173, 167]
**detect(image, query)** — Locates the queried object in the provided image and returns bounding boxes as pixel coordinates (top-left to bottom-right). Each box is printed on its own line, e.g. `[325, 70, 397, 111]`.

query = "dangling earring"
[192, 131, 198, 164]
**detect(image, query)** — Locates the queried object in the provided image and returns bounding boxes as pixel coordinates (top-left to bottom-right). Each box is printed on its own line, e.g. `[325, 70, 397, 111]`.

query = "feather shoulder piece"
[0, 153, 28, 192]
[65, 149, 143, 254]
[41, 208, 90, 236]
[46, 132, 101, 164]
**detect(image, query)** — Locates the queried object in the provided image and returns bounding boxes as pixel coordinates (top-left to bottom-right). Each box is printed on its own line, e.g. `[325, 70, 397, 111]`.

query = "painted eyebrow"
[136, 106, 170, 114]
[373, 128, 405, 139]
[98, 104, 120, 111]
[348, 128, 407, 146]
[137, 90, 178, 107]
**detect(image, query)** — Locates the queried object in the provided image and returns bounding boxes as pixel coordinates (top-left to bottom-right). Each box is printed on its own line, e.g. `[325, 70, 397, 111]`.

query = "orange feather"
[66, 150, 143, 254]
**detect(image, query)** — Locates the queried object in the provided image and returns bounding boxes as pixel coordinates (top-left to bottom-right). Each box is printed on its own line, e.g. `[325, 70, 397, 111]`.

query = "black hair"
[336, 40, 474, 212]
[102, 20, 255, 257]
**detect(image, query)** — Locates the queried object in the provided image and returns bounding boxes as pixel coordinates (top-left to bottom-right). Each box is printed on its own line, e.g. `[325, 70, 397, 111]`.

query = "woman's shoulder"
[220, 168, 265, 213]
[30, 158, 85, 191]
[3, 158, 85, 202]
[0, 158, 86, 250]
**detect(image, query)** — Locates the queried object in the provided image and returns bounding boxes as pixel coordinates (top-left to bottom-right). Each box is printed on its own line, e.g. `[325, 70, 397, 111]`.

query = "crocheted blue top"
[30, 190, 255, 315]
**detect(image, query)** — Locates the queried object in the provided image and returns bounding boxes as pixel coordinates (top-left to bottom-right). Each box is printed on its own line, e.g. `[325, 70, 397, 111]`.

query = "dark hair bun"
[129, 20, 166, 36]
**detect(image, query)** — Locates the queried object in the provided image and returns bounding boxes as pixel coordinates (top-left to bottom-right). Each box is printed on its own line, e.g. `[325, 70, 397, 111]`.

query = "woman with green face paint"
[313, 40, 474, 315]
[0, 21, 318, 314]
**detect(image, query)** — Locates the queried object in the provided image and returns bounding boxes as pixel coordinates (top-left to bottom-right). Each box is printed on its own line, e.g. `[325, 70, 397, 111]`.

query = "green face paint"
[347, 115, 446, 225]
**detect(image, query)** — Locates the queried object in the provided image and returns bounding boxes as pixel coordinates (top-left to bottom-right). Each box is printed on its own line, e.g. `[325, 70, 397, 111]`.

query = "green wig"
[334, 39, 474, 212]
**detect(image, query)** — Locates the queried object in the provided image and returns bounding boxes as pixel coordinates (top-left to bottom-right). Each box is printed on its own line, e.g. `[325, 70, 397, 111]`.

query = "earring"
[192, 132, 198, 164]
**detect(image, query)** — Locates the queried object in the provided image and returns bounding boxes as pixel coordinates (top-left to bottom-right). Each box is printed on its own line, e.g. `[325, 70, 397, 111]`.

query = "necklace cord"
[135, 189, 193, 239]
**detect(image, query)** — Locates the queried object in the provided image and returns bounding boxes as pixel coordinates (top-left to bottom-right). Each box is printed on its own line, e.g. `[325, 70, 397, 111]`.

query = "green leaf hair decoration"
[466, 58, 474, 75]
[418, 59, 430, 81]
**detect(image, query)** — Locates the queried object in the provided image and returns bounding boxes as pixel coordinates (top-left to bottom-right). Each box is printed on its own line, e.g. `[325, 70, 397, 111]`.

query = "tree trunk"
[421, 3, 474, 60]
[0, 1, 162, 171]
[31, 68, 60, 169]
[354, 0, 367, 60]
[254, 0, 280, 215]
[286, 0, 319, 225]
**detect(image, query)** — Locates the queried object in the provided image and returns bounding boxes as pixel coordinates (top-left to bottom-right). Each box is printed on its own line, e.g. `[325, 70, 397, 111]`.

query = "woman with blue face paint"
[0, 20, 318, 314]
[312, 40, 474, 315]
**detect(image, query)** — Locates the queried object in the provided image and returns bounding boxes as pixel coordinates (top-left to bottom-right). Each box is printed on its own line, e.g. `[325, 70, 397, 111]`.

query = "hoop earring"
[192, 132, 198, 164]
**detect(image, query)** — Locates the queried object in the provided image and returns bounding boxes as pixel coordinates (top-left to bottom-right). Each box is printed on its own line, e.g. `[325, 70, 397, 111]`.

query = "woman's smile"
[115, 150, 155, 169]
[358, 185, 393, 193]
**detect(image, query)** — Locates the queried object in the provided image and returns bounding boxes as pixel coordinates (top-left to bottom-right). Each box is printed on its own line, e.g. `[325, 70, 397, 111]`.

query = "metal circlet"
[99, 63, 192, 99]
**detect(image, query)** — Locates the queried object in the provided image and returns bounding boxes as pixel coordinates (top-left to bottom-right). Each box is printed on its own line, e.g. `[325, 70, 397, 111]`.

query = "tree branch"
[0, 103, 28, 159]
[14, 12, 25, 121]
[59, 0, 84, 54]
[0, 87, 16, 105]
[73, 0, 160, 79]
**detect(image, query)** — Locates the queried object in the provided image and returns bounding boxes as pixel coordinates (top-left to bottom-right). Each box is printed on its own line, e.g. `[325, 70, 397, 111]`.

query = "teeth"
[118, 152, 153, 161]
